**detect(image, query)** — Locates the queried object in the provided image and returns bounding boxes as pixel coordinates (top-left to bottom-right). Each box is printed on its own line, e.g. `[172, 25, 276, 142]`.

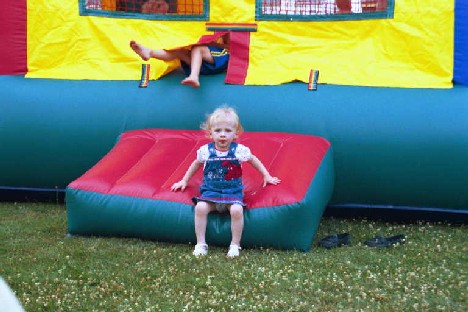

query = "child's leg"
[226, 204, 243, 257]
[181, 45, 214, 88]
[194, 201, 216, 245]
[229, 204, 244, 246]
[129, 40, 190, 63]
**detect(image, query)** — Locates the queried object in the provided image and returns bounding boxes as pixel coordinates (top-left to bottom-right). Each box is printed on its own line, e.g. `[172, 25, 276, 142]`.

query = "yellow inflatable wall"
[26, 0, 453, 88]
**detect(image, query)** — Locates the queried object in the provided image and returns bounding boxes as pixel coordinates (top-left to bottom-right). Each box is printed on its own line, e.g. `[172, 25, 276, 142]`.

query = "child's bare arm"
[248, 155, 281, 187]
[171, 160, 203, 191]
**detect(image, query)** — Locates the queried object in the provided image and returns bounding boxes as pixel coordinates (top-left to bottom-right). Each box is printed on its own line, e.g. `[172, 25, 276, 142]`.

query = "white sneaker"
[227, 244, 241, 257]
[193, 243, 208, 256]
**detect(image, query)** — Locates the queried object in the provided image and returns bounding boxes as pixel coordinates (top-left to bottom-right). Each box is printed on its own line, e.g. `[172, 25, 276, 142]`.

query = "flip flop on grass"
[319, 233, 351, 249]
[364, 234, 406, 247]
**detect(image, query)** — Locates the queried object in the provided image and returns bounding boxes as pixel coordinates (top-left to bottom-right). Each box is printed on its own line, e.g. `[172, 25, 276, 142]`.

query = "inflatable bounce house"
[1, 1, 467, 250]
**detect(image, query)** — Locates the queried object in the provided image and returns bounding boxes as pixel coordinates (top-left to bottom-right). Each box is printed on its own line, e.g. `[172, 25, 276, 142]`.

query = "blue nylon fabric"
[454, 0, 468, 85]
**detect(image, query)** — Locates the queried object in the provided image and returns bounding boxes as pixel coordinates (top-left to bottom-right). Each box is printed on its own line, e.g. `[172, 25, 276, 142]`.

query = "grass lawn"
[0, 202, 466, 311]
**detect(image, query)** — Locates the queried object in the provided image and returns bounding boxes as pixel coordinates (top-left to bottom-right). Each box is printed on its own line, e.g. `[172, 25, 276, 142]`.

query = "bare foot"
[129, 40, 151, 61]
[181, 77, 200, 88]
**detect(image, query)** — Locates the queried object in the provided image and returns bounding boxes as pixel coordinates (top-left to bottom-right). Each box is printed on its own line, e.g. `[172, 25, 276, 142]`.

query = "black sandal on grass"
[319, 233, 351, 249]
[364, 234, 406, 247]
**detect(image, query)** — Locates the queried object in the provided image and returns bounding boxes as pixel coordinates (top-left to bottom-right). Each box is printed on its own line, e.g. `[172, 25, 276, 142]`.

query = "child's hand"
[171, 180, 187, 192]
[263, 175, 281, 187]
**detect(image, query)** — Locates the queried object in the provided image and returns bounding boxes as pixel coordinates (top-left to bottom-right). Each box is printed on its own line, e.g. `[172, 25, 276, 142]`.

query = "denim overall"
[193, 142, 245, 212]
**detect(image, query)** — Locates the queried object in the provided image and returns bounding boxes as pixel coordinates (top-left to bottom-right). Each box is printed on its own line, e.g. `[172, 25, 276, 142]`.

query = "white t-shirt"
[196, 143, 252, 163]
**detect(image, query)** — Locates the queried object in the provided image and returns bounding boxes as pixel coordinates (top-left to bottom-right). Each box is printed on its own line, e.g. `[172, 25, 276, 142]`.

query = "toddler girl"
[171, 106, 280, 257]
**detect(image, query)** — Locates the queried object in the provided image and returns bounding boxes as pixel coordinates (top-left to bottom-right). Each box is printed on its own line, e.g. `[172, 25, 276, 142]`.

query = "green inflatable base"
[2, 74, 468, 217]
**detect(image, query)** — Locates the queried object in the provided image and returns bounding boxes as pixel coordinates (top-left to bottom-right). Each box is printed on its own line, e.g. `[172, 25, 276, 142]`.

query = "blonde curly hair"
[201, 105, 244, 136]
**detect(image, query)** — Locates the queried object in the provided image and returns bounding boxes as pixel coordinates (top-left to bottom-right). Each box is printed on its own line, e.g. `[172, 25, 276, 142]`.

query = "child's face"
[209, 118, 238, 151]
